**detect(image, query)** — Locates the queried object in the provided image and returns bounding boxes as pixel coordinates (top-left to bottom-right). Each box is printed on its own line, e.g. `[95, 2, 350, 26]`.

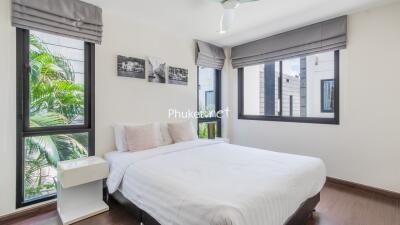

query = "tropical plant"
[29, 35, 74, 82]
[24, 34, 88, 200]
[198, 107, 219, 139]
[198, 123, 209, 139]
[30, 80, 84, 122]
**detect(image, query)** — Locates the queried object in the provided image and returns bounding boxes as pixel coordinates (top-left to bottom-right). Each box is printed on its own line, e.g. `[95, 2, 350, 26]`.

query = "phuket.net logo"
[168, 108, 230, 119]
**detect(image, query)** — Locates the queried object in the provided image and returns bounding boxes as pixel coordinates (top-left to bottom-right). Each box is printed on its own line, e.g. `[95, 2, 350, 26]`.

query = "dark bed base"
[111, 191, 320, 225]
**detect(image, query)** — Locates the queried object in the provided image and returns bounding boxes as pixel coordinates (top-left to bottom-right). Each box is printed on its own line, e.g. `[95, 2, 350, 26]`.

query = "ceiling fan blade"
[219, 9, 235, 33]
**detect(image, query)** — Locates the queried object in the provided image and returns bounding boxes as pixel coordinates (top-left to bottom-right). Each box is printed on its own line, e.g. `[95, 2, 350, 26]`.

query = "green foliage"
[198, 107, 218, 139]
[198, 122, 218, 139]
[30, 80, 84, 121]
[28, 113, 87, 167]
[24, 34, 88, 200]
[198, 123, 208, 139]
[29, 35, 74, 82]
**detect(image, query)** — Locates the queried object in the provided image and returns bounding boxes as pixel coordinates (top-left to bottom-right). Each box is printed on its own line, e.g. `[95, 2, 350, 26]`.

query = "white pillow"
[167, 121, 198, 143]
[159, 122, 173, 145]
[113, 122, 173, 152]
[114, 123, 129, 152]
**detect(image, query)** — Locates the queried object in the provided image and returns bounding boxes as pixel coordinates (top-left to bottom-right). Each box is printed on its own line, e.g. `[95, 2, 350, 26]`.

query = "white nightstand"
[56, 156, 109, 225]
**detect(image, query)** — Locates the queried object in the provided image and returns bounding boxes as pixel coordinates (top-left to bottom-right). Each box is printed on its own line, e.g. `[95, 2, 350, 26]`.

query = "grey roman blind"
[12, 0, 103, 44]
[196, 40, 226, 70]
[231, 16, 347, 68]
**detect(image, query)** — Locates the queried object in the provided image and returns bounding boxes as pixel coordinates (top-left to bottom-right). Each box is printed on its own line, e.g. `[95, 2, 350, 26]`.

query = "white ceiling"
[86, 0, 398, 47]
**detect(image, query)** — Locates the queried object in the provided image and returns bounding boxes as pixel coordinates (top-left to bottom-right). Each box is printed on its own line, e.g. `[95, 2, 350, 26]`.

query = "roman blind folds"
[12, 0, 103, 44]
[196, 40, 226, 70]
[231, 16, 347, 68]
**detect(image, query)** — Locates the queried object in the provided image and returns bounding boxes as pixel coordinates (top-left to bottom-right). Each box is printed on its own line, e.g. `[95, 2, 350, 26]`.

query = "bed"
[105, 139, 326, 225]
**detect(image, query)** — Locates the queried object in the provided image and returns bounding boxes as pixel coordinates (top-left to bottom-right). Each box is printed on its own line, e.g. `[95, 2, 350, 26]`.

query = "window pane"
[199, 67, 216, 115]
[198, 121, 218, 139]
[321, 79, 335, 112]
[198, 67, 221, 138]
[29, 30, 85, 127]
[282, 58, 301, 117]
[282, 51, 335, 118]
[23, 132, 89, 201]
[243, 63, 280, 116]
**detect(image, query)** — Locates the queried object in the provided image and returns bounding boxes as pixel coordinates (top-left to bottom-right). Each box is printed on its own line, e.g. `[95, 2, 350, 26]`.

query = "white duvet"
[106, 140, 326, 225]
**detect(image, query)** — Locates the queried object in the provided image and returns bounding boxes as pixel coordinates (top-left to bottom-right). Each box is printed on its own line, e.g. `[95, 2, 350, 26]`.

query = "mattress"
[105, 140, 326, 225]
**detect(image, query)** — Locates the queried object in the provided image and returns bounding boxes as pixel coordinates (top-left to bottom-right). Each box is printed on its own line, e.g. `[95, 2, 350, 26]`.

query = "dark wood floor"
[4, 182, 400, 225]
[307, 182, 400, 225]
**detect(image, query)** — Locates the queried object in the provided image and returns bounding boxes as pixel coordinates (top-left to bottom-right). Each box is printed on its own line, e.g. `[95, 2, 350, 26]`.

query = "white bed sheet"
[105, 140, 326, 225]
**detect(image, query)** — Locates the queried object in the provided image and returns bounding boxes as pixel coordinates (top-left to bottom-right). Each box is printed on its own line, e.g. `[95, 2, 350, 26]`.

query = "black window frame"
[197, 67, 222, 137]
[16, 28, 95, 208]
[238, 50, 339, 125]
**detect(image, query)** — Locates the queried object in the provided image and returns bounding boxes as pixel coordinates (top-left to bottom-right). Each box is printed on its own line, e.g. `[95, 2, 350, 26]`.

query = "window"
[197, 67, 221, 138]
[321, 79, 335, 113]
[238, 50, 339, 124]
[205, 91, 215, 109]
[16, 29, 95, 207]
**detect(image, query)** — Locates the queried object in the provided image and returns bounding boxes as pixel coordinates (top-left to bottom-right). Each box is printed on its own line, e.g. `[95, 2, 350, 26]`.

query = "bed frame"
[110, 190, 320, 225]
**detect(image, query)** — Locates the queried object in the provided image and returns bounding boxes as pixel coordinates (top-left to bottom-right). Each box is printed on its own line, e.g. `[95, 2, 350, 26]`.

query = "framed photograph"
[321, 79, 335, 113]
[148, 57, 166, 83]
[117, 55, 145, 79]
[168, 66, 188, 85]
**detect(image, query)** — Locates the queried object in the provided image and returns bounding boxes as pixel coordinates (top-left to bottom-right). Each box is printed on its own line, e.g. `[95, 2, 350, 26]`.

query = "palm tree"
[29, 35, 84, 122]
[30, 80, 85, 123]
[24, 35, 88, 199]
[29, 35, 74, 82]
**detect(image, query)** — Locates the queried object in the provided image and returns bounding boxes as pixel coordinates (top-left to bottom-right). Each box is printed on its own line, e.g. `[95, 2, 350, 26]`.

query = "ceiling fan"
[212, 0, 260, 34]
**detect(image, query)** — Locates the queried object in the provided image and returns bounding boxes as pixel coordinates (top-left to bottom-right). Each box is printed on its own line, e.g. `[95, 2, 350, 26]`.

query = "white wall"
[229, 2, 400, 193]
[0, 0, 17, 217]
[0, 0, 198, 216]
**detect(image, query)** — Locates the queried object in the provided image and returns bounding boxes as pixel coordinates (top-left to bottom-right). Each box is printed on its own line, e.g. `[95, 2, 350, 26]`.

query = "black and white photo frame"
[117, 55, 145, 79]
[148, 57, 166, 83]
[168, 66, 188, 85]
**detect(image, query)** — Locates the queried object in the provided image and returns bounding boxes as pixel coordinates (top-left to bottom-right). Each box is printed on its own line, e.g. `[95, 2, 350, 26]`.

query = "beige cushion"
[168, 121, 197, 143]
[125, 124, 159, 151]
[114, 123, 164, 152]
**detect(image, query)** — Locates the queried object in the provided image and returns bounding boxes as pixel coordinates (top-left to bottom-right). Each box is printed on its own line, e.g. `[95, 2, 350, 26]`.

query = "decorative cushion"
[125, 124, 159, 151]
[168, 121, 198, 143]
[113, 123, 164, 152]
